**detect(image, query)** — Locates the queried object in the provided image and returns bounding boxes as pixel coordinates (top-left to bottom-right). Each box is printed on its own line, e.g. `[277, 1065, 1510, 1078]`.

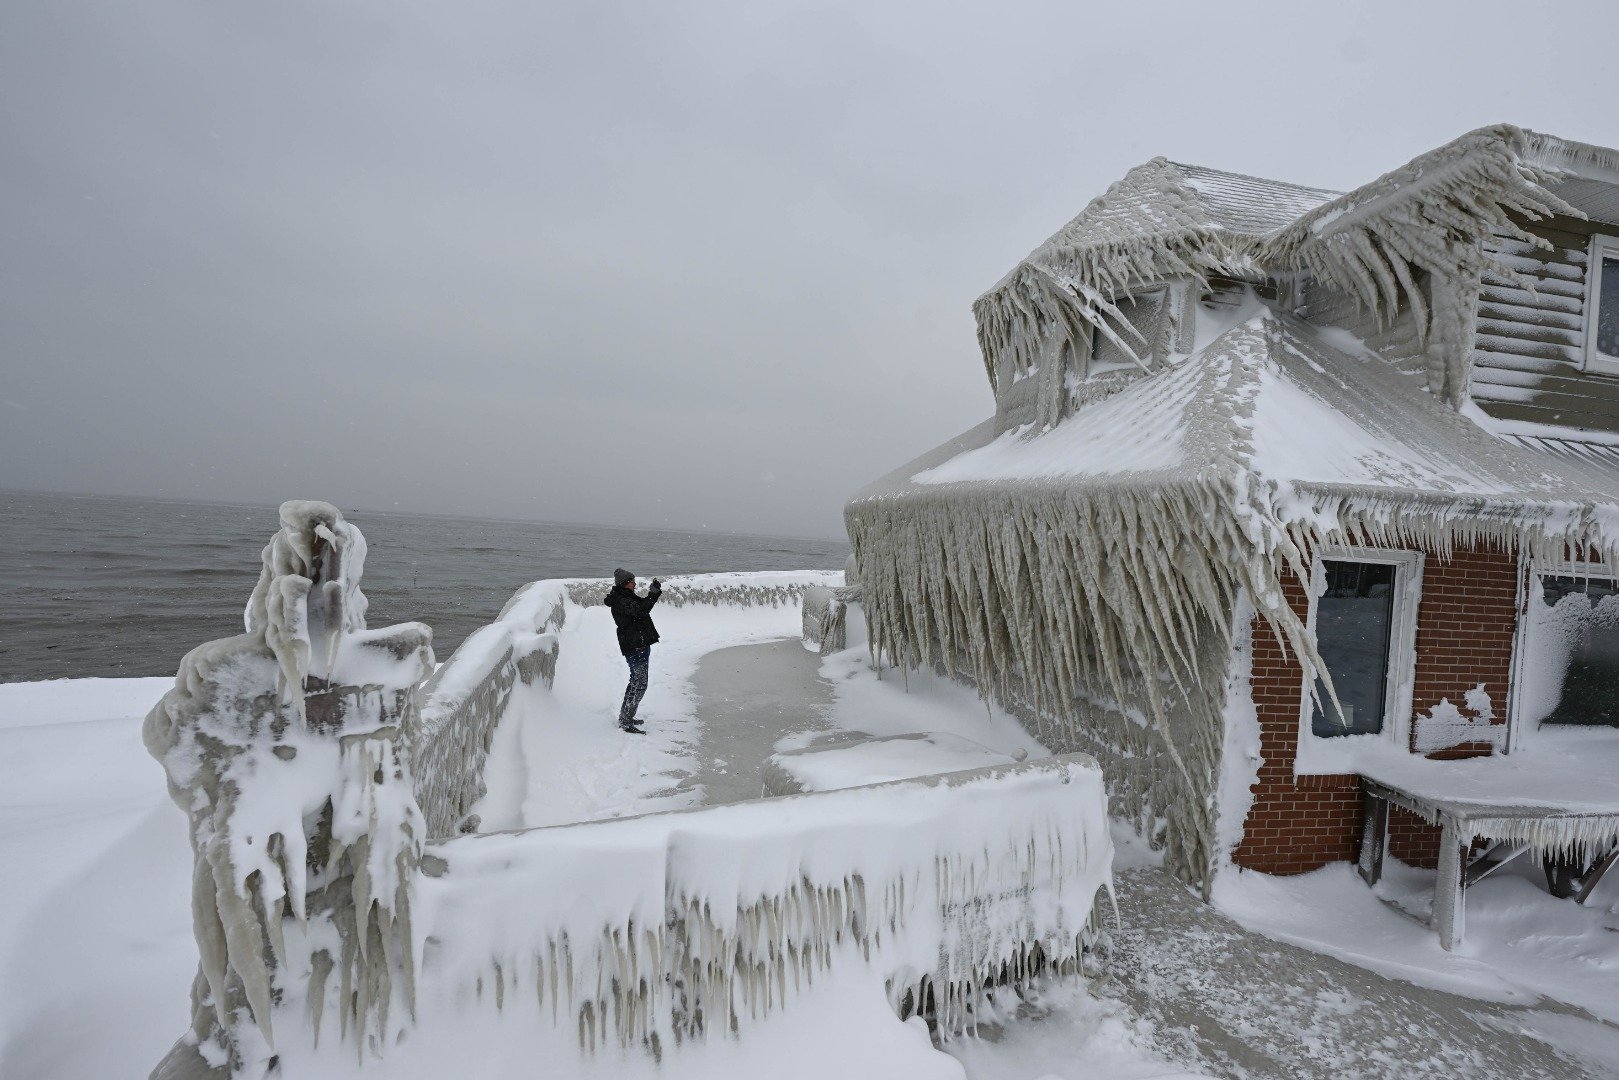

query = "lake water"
[0, 490, 850, 682]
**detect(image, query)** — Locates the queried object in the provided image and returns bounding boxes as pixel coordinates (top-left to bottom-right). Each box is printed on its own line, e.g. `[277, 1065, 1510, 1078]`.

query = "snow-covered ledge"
[277, 752, 1114, 1074]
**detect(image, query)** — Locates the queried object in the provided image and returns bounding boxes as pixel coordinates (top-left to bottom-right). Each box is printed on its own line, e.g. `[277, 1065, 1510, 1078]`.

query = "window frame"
[1582, 233, 1619, 376]
[1507, 556, 1618, 748]
[1294, 548, 1425, 773]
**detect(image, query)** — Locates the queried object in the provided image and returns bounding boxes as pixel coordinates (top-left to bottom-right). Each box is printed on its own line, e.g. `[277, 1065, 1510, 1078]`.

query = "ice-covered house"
[847, 125, 1619, 930]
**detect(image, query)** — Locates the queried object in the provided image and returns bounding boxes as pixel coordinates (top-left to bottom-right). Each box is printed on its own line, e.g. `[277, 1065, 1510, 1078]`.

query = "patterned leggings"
[619, 647, 651, 725]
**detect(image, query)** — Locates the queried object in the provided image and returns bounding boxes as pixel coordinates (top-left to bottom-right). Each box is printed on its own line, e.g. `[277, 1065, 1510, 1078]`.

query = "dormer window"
[1584, 234, 1619, 375]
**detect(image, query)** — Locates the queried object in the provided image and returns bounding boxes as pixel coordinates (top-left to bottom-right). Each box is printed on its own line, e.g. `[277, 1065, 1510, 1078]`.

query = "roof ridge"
[1165, 160, 1343, 200]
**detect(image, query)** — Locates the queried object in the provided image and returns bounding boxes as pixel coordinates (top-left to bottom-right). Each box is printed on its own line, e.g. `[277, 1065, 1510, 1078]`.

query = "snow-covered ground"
[0, 676, 192, 1079]
[474, 598, 812, 829]
[4, 600, 1618, 1078]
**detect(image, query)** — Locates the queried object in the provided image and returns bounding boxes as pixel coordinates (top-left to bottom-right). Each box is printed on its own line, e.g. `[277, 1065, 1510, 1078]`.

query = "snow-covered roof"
[876, 312, 1619, 529]
[974, 125, 1598, 406]
[991, 159, 1340, 298]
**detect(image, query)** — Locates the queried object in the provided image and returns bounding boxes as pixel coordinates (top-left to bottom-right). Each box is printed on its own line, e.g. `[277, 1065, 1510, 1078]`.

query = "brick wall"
[1232, 543, 1520, 875]
[1407, 546, 1518, 754]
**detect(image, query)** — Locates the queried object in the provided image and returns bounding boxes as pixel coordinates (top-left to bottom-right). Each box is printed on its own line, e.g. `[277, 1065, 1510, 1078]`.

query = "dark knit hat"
[613, 568, 634, 586]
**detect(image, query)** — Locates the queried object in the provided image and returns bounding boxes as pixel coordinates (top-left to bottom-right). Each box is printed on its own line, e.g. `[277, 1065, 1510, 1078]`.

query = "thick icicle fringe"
[845, 475, 1298, 892]
[1261, 124, 1579, 406]
[399, 755, 1111, 1058]
[1391, 804, 1619, 867]
[146, 502, 432, 1078]
[974, 158, 1292, 392]
[975, 126, 1586, 412]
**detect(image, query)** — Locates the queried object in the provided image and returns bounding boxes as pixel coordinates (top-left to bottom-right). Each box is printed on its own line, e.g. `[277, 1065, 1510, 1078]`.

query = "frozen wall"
[279, 753, 1113, 1073]
[845, 482, 1261, 895]
[154, 505, 1040, 1077]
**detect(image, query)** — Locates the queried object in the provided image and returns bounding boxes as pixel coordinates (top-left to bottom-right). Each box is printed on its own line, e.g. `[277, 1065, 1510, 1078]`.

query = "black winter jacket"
[605, 580, 661, 656]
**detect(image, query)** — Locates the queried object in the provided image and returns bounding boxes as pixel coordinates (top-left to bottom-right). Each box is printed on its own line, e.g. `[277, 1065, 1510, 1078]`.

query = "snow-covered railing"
[411, 570, 842, 838]
[277, 752, 1112, 1072]
[562, 569, 841, 610]
[411, 580, 568, 837]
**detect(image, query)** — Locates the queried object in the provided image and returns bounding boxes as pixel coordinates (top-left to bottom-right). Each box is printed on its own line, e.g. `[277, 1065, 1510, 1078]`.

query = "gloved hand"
[650, 578, 662, 590]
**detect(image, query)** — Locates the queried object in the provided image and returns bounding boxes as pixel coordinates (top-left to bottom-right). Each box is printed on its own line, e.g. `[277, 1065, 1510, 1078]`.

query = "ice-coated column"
[144, 501, 433, 1079]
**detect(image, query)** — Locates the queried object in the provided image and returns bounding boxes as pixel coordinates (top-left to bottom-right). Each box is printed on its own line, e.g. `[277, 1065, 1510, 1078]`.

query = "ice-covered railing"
[561, 569, 841, 610]
[411, 580, 567, 837]
[282, 752, 1112, 1072]
[411, 570, 842, 837]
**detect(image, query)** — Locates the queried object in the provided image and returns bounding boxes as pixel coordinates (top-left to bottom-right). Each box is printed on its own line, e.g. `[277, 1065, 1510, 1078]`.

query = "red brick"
[1232, 542, 1518, 875]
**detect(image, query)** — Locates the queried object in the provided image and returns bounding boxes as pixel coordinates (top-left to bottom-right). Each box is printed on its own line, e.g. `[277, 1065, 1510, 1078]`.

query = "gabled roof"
[975, 125, 1591, 408]
[1000, 160, 1339, 298]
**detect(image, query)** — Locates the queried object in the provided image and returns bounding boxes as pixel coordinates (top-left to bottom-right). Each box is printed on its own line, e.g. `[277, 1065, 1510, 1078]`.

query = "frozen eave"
[1523, 129, 1619, 188]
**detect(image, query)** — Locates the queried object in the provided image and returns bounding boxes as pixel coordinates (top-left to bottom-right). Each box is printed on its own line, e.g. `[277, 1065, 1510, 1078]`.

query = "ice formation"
[145, 513, 1111, 1077]
[412, 582, 567, 837]
[801, 584, 851, 654]
[973, 157, 1339, 395]
[562, 570, 842, 611]
[404, 753, 1112, 1058]
[144, 502, 433, 1077]
[1264, 126, 1576, 406]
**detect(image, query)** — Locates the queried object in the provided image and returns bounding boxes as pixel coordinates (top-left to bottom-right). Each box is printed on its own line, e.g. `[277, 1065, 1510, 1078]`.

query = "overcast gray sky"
[3, 1, 1615, 539]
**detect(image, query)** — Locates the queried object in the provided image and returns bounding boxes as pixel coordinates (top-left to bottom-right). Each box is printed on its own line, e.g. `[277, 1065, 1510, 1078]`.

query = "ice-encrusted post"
[144, 501, 434, 1078]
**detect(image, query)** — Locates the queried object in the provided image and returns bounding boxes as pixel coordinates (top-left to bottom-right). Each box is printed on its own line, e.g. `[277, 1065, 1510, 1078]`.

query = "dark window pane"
[1599, 255, 1619, 361]
[1311, 561, 1398, 737]
[1534, 575, 1619, 728]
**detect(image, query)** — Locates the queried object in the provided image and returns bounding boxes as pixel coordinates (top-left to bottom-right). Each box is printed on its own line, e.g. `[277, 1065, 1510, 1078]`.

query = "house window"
[1584, 234, 1619, 375]
[1304, 552, 1422, 740]
[1520, 569, 1619, 728]
[1091, 289, 1167, 372]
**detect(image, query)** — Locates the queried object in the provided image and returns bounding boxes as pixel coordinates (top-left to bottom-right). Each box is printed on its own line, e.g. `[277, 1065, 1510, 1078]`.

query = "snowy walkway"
[689, 638, 833, 805]
[1100, 864, 1619, 1079]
